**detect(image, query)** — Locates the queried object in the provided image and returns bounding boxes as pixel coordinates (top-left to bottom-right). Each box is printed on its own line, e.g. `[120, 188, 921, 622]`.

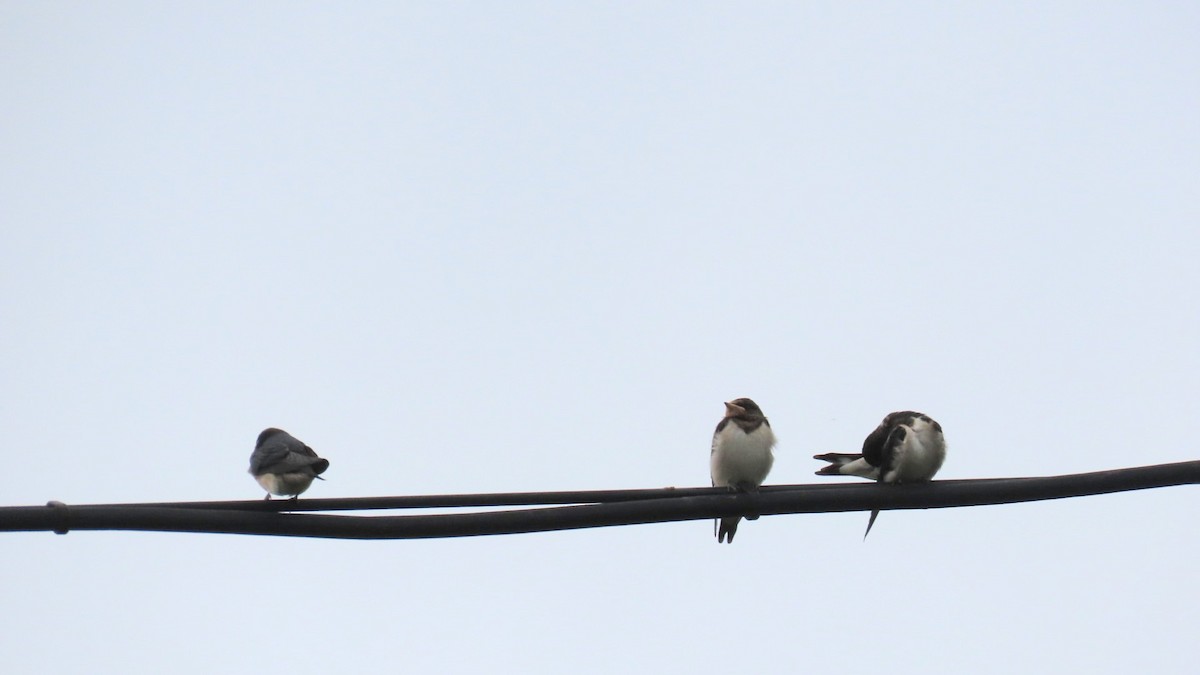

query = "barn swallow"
[710, 398, 776, 543]
[814, 411, 945, 538]
[248, 428, 330, 500]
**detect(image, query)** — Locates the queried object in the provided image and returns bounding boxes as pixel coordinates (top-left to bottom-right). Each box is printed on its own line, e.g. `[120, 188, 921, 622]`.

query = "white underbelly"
[887, 423, 946, 483]
[711, 425, 776, 488]
[256, 472, 316, 497]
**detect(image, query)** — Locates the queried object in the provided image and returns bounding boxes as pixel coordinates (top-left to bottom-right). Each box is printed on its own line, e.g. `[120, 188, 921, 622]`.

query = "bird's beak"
[724, 401, 745, 417]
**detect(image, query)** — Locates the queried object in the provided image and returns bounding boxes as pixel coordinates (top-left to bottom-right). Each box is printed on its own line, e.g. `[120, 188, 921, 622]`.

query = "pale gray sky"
[3, 3, 1198, 673]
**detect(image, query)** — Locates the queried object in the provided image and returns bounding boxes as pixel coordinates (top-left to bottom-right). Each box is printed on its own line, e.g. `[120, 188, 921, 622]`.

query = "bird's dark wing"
[875, 424, 910, 483]
[860, 421, 891, 467]
[250, 438, 325, 475]
[862, 411, 923, 468]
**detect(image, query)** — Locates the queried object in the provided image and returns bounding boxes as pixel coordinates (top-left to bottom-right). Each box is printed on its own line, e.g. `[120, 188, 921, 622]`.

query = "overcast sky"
[3, 3, 1198, 673]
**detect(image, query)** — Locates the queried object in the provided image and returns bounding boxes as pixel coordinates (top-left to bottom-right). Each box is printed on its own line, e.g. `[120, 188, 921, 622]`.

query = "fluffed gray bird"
[813, 411, 946, 538]
[248, 428, 330, 500]
[710, 398, 776, 543]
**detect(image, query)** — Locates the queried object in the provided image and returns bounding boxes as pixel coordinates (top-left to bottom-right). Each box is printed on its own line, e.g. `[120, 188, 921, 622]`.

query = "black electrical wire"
[86, 482, 858, 512]
[1, 460, 1196, 540]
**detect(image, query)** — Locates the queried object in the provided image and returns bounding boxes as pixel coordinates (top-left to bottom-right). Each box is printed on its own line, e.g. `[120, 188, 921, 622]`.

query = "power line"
[1, 460, 1196, 540]
[83, 482, 861, 512]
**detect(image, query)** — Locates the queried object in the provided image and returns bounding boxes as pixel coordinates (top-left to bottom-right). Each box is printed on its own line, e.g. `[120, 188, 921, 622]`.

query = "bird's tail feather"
[814, 453, 880, 480]
[716, 517, 740, 544]
[863, 509, 880, 540]
[813, 452, 861, 475]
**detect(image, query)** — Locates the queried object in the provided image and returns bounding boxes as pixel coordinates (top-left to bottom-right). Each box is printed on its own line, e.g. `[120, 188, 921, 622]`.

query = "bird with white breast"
[710, 398, 776, 544]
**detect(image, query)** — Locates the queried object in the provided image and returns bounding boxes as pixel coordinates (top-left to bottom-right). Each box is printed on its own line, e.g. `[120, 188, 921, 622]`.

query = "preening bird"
[813, 411, 945, 538]
[248, 428, 330, 500]
[710, 398, 776, 543]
